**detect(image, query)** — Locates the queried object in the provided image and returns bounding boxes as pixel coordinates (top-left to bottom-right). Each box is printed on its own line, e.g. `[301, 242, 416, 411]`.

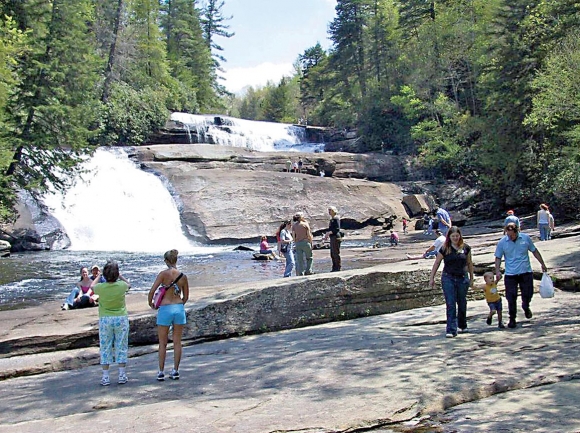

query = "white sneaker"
[101, 376, 110, 386]
[445, 333, 455, 338]
[118, 373, 128, 384]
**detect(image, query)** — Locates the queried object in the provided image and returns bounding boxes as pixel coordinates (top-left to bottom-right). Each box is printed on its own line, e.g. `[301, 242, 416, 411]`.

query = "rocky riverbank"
[1, 222, 579, 431]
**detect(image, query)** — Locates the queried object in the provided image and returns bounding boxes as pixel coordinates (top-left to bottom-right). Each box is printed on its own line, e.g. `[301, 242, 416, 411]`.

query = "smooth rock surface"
[134, 145, 409, 243]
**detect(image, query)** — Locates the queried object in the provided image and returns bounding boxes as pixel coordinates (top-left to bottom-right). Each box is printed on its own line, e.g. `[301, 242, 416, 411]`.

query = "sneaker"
[61, 303, 69, 311]
[508, 319, 517, 329]
[118, 373, 128, 385]
[170, 370, 180, 380]
[100, 377, 110, 386]
[157, 371, 165, 381]
[445, 333, 455, 338]
[498, 322, 506, 329]
[458, 328, 468, 334]
[524, 308, 533, 319]
[486, 316, 492, 326]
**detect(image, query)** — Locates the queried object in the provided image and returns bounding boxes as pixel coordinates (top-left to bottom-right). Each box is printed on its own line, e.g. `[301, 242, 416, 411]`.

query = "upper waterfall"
[171, 113, 325, 152]
[42, 148, 200, 252]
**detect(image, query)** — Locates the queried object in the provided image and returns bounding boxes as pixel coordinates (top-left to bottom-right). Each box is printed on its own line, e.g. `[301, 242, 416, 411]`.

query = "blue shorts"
[157, 303, 186, 326]
[487, 299, 503, 312]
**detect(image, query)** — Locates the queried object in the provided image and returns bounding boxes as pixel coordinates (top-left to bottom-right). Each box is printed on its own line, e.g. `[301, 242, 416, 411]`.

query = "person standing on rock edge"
[280, 220, 295, 277]
[323, 206, 342, 272]
[292, 213, 314, 275]
[494, 223, 547, 329]
[402, 217, 408, 234]
[429, 226, 474, 338]
[285, 160, 292, 173]
[90, 260, 131, 386]
[433, 206, 452, 236]
[148, 249, 189, 381]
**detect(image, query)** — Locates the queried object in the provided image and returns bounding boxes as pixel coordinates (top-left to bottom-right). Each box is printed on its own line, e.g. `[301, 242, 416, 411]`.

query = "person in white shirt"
[406, 230, 446, 259]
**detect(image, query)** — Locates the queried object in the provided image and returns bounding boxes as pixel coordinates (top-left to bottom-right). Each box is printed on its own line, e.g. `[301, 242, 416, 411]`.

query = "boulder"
[402, 194, 432, 217]
[2, 190, 71, 252]
[0, 240, 10, 257]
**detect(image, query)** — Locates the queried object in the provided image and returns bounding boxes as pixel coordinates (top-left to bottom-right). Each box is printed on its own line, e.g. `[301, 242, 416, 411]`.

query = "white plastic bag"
[539, 272, 555, 298]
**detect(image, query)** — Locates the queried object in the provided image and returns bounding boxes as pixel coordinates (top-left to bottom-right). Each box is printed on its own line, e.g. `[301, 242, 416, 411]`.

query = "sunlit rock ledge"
[131, 262, 445, 345]
[132, 144, 410, 243]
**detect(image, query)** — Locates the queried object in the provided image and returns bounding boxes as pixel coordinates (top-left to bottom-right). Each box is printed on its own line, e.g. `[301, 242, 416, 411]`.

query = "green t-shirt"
[94, 281, 129, 317]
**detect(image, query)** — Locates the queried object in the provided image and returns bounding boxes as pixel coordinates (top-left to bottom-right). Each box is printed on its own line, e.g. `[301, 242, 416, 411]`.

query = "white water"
[171, 113, 325, 152]
[43, 148, 211, 253]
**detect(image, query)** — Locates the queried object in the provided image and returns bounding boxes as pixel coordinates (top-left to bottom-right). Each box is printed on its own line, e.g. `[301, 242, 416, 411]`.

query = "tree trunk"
[101, 0, 123, 103]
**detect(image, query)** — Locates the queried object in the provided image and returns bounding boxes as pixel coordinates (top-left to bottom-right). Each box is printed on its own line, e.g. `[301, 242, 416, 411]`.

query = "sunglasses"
[506, 227, 517, 231]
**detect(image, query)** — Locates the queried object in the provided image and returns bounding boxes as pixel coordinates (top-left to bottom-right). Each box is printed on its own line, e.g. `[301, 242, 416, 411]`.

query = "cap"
[507, 210, 514, 215]
[91, 264, 100, 271]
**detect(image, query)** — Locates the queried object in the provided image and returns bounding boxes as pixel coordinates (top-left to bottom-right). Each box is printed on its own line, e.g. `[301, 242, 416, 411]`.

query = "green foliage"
[160, 0, 218, 111]
[261, 77, 297, 123]
[1, 0, 102, 201]
[525, 30, 580, 144]
[99, 83, 169, 146]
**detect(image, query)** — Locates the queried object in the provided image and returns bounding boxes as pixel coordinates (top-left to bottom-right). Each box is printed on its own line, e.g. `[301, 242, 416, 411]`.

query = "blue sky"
[218, 0, 337, 93]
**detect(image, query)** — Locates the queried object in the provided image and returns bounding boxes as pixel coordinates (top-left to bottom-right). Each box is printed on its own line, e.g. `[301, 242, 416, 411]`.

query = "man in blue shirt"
[434, 207, 452, 236]
[494, 223, 548, 329]
[503, 210, 520, 230]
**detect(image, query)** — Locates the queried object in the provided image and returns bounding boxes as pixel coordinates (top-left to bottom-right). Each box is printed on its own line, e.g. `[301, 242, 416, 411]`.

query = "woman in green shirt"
[91, 261, 130, 386]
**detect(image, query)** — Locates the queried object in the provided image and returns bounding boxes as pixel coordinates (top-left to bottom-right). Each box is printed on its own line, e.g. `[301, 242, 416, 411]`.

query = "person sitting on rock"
[406, 230, 446, 260]
[61, 267, 98, 310]
[259, 236, 278, 260]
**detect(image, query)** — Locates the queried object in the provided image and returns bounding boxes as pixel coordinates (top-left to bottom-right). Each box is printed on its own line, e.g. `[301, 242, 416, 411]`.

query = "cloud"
[223, 62, 295, 94]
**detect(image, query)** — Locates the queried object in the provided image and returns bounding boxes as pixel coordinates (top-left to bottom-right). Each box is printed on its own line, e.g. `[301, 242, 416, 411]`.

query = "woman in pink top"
[259, 236, 277, 260]
[61, 267, 98, 310]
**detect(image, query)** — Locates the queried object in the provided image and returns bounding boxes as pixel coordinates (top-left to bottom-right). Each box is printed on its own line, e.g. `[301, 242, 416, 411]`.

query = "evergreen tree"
[200, 0, 234, 70]
[298, 43, 328, 123]
[1, 0, 101, 201]
[161, 0, 216, 111]
[0, 15, 26, 219]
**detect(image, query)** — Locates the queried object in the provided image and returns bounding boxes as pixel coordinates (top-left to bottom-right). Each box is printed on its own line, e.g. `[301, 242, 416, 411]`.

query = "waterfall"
[171, 113, 324, 152]
[43, 148, 199, 252]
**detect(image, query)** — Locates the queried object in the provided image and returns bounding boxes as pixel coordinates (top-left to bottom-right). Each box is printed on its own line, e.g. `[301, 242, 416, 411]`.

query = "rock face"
[133, 144, 410, 243]
[0, 190, 71, 252]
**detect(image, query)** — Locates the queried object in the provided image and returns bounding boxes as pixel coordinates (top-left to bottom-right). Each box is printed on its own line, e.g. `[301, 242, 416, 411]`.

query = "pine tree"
[1, 0, 101, 198]
[161, 0, 216, 111]
[200, 0, 234, 70]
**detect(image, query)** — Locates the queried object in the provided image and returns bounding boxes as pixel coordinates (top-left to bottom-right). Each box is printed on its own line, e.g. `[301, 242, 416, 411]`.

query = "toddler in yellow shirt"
[483, 271, 505, 329]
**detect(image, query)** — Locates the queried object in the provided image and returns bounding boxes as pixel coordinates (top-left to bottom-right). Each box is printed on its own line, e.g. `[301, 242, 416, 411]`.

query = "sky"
[218, 0, 337, 93]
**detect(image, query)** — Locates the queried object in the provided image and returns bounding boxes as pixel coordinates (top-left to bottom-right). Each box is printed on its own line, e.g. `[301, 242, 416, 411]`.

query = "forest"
[1, 0, 580, 222]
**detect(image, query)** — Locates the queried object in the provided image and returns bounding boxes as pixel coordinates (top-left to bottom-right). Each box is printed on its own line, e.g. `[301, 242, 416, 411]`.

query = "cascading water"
[171, 113, 325, 152]
[43, 148, 198, 252]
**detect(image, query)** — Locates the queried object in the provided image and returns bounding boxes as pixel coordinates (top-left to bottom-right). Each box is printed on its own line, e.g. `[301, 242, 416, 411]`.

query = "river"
[0, 247, 294, 311]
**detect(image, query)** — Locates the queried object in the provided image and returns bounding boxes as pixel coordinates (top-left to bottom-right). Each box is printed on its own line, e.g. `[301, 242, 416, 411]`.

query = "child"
[389, 230, 399, 246]
[482, 271, 505, 328]
[402, 217, 408, 234]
